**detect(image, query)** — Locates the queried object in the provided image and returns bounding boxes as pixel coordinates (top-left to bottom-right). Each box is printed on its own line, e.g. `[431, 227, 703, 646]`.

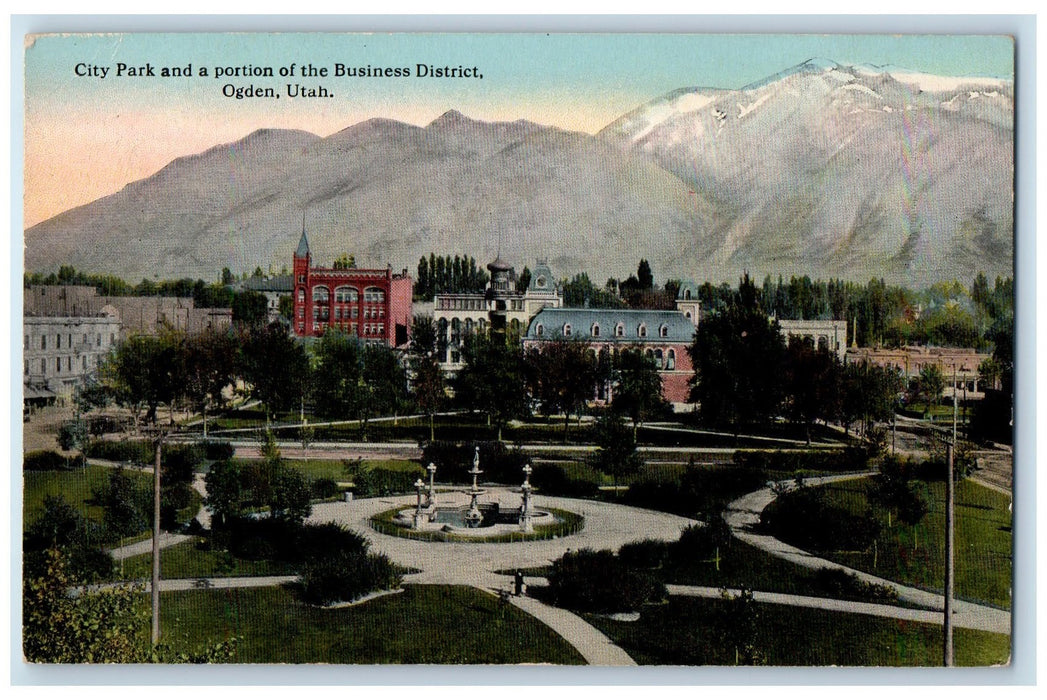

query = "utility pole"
[952, 365, 958, 445]
[943, 440, 954, 666]
[151, 433, 164, 646]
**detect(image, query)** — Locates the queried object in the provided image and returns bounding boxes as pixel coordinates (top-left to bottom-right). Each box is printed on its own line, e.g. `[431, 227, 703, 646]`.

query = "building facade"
[23, 313, 121, 403]
[239, 274, 293, 324]
[523, 307, 699, 408]
[778, 318, 848, 362]
[434, 258, 562, 369]
[846, 345, 991, 393]
[24, 284, 232, 341]
[23, 285, 231, 406]
[291, 231, 413, 346]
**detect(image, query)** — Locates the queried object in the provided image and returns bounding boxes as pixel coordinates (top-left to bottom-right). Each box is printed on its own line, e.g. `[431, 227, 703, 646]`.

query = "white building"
[433, 258, 563, 370]
[24, 312, 121, 404]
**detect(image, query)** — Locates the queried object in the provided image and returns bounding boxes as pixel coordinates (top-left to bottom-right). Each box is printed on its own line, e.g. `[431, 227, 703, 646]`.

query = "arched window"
[563, 323, 572, 337]
[536, 323, 544, 337]
[591, 323, 600, 337]
[685, 289, 692, 300]
[684, 311, 692, 320]
[659, 324, 668, 338]
[615, 323, 624, 337]
[312, 286, 330, 303]
[335, 286, 358, 303]
[667, 349, 676, 370]
[638, 324, 647, 338]
[510, 319, 521, 333]
[465, 318, 474, 334]
[364, 287, 386, 303]
[645, 348, 654, 360]
[655, 349, 664, 368]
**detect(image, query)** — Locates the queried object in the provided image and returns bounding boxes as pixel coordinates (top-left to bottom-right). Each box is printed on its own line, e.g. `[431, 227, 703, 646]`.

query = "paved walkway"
[502, 591, 636, 665]
[303, 490, 694, 664]
[724, 473, 1011, 636]
[107, 473, 210, 561]
[86, 575, 297, 594]
[664, 584, 1009, 634]
[308, 489, 696, 586]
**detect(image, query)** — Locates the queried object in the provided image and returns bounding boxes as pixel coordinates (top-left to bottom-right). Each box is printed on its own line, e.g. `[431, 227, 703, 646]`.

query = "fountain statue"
[464, 446, 485, 528]
[425, 462, 438, 520]
[412, 478, 427, 529]
[519, 463, 535, 532]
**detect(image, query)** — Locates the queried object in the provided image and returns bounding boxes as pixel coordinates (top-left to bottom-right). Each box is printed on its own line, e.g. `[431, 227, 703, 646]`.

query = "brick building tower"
[291, 229, 412, 346]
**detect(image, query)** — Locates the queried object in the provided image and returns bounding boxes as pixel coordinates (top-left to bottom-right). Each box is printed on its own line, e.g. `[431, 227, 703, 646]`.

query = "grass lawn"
[657, 538, 914, 607]
[115, 538, 297, 581]
[232, 458, 421, 483]
[780, 478, 1012, 609]
[158, 584, 585, 664]
[586, 596, 1010, 666]
[23, 464, 152, 525]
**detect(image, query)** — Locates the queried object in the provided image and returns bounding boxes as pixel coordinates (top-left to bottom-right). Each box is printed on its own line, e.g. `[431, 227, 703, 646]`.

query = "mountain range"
[25, 59, 1014, 287]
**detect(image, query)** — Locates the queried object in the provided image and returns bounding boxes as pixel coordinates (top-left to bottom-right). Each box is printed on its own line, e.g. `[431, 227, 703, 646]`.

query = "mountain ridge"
[25, 60, 1014, 286]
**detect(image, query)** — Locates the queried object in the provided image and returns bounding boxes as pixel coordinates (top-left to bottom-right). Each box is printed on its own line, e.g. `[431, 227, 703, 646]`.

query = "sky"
[22, 32, 1014, 228]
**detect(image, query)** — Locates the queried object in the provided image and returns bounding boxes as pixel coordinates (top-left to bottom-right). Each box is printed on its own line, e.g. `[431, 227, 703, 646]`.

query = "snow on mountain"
[25, 60, 1014, 287]
[597, 59, 1014, 285]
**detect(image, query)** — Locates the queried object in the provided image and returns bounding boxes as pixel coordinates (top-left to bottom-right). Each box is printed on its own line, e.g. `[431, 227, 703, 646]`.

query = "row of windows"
[307, 285, 387, 304]
[590, 346, 678, 371]
[535, 322, 671, 339]
[438, 297, 486, 311]
[26, 332, 112, 351]
[25, 354, 94, 375]
[310, 322, 385, 337]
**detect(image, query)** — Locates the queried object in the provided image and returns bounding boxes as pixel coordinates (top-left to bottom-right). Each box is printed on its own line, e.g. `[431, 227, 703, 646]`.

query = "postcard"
[20, 30, 1016, 672]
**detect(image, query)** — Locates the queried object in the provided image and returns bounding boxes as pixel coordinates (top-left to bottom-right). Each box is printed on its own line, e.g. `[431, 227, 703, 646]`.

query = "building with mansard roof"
[522, 306, 699, 407]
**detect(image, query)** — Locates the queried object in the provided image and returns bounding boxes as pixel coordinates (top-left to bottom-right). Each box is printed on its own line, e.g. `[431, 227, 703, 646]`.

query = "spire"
[295, 213, 310, 258]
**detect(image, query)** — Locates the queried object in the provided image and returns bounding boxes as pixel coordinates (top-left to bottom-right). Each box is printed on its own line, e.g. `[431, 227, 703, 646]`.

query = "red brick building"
[292, 231, 412, 346]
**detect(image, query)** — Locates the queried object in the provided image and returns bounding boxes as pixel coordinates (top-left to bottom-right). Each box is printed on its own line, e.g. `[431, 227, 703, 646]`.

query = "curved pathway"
[307, 489, 696, 586]
[304, 488, 694, 665]
[724, 474, 1011, 636]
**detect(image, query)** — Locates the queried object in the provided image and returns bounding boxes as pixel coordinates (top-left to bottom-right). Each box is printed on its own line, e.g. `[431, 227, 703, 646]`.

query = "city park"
[22, 273, 1014, 667]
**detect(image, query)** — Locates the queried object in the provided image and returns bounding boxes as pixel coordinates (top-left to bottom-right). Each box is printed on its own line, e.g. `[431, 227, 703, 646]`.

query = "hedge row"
[23, 450, 85, 471]
[732, 447, 869, 473]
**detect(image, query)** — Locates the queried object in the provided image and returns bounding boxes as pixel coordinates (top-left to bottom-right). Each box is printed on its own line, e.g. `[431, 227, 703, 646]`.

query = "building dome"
[487, 256, 513, 273]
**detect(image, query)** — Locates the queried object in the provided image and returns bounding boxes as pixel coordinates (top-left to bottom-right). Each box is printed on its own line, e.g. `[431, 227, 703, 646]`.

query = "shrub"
[732, 448, 869, 474]
[160, 482, 195, 530]
[547, 548, 667, 614]
[311, 477, 339, 500]
[200, 440, 235, 461]
[162, 444, 203, 484]
[84, 439, 153, 464]
[23, 450, 84, 471]
[92, 468, 151, 541]
[419, 440, 529, 484]
[223, 519, 369, 565]
[299, 551, 402, 606]
[810, 567, 898, 603]
[624, 466, 768, 518]
[670, 519, 731, 562]
[349, 465, 424, 498]
[761, 485, 881, 552]
[58, 420, 87, 451]
[531, 463, 600, 499]
[24, 496, 113, 583]
[617, 539, 669, 570]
